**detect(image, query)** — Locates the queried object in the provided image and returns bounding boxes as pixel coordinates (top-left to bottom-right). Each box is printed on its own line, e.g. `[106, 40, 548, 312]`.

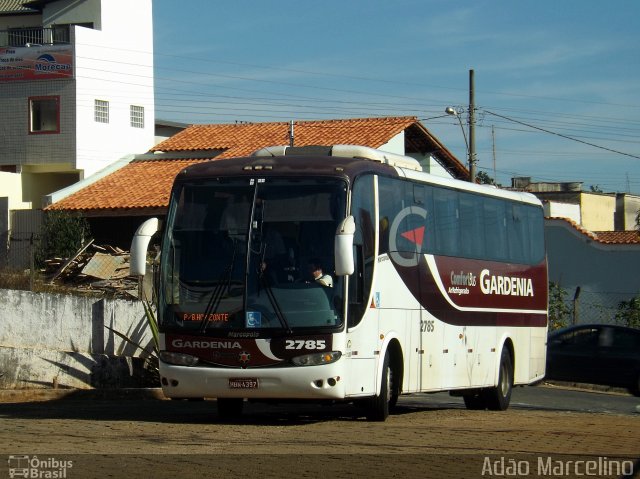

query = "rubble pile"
[42, 240, 140, 298]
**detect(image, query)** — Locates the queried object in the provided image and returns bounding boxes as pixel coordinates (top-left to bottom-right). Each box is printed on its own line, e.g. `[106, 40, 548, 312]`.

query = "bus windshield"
[159, 177, 346, 333]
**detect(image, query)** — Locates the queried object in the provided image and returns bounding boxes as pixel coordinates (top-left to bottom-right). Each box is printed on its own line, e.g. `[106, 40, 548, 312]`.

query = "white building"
[0, 0, 155, 210]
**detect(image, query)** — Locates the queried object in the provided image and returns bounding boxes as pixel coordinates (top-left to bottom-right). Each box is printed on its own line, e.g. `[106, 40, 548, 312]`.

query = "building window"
[130, 105, 144, 128]
[29, 96, 60, 134]
[94, 99, 109, 123]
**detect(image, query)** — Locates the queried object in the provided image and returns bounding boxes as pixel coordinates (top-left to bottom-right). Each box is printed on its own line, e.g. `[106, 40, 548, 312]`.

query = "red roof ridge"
[547, 217, 640, 244]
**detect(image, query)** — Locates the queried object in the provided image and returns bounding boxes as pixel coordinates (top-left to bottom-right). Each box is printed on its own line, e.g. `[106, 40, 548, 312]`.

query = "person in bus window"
[308, 259, 333, 288]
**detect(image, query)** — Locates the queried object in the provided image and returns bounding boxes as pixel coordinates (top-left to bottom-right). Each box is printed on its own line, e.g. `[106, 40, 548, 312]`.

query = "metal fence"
[0, 26, 70, 47]
[556, 287, 639, 328]
[7, 209, 43, 270]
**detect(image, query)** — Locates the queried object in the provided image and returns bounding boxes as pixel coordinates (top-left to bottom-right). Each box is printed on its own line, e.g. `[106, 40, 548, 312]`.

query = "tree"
[615, 295, 640, 329]
[548, 282, 571, 331]
[476, 170, 497, 186]
[36, 211, 91, 267]
[589, 185, 603, 193]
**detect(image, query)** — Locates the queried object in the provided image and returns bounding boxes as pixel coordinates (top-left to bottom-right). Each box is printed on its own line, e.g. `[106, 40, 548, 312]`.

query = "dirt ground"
[0, 390, 638, 478]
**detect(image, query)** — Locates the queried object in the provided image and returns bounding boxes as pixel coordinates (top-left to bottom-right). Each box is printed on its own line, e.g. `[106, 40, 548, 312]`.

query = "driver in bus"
[307, 259, 333, 288]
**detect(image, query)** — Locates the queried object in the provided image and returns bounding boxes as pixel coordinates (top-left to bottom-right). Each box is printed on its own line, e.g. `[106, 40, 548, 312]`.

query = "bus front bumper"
[159, 360, 346, 400]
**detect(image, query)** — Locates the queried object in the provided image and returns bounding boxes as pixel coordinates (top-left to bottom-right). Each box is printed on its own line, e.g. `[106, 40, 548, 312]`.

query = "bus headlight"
[291, 351, 341, 366]
[159, 351, 199, 366]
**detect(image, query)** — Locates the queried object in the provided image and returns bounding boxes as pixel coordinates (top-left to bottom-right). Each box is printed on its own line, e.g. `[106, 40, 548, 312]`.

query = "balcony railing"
[0, 26, 70, 48]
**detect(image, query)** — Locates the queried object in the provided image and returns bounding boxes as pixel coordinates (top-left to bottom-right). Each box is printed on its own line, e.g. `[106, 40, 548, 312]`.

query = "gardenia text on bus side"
[479, 269, 534, 297]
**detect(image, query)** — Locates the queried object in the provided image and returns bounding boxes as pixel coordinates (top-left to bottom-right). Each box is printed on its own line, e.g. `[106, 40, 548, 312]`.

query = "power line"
[484, 111, 640, 160]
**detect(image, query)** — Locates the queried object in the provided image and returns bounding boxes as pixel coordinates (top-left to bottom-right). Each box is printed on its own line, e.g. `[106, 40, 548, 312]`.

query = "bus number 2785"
[285, 339, 326, 350]
[421, 320, 435, 333]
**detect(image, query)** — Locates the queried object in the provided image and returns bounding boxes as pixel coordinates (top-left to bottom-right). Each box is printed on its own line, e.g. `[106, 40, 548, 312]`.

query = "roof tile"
[547, 217, 640, 245]
[0, 0, 34, 12]
[48, 159, 209, 212]
[594, 230, 640, 244]
[48, 116, 463, 214]
[153, 117, 417, 157]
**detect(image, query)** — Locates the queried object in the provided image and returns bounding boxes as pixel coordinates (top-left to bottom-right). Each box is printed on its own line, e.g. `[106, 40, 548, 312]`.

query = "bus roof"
[178, 150, 541, 207]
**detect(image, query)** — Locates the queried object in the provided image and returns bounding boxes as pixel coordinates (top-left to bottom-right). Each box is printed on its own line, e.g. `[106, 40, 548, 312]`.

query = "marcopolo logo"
[8, 455, 73, 478]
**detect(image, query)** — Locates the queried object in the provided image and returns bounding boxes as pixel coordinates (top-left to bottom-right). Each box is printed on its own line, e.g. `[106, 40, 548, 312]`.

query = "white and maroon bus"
[131, 144, 548, 421]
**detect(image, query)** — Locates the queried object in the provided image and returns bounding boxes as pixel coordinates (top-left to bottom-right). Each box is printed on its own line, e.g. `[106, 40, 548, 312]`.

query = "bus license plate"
[229, 378, 259, 389]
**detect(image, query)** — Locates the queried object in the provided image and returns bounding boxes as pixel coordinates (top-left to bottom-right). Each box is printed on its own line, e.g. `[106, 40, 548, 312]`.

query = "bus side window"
[349, 175, 375, 328]
[433, 189, 459, 256]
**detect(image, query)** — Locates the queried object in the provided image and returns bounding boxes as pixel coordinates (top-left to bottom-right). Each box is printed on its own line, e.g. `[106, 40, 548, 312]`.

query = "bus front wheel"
[365, 353, 395, 421]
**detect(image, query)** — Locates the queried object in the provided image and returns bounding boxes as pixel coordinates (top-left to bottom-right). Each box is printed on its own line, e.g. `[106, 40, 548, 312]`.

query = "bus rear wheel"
[217, 398, 244, 419]
[484, 348, 513, 411]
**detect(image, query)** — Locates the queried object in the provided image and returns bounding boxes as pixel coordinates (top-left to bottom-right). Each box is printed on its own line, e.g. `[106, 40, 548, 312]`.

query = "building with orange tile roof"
[47, 116, 466, 215]
[43, 116, 467, 245]
[0, 0, 155, 211]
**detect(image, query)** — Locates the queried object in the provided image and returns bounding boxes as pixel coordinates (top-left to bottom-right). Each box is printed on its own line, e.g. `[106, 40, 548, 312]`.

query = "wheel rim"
[385, 367, 392, 403]
[499, 361, 510, 396]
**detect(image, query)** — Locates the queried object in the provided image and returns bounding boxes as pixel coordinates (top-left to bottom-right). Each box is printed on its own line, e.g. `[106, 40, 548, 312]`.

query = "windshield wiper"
[199, 241, 238, 332]
[258, 266, 293, 334]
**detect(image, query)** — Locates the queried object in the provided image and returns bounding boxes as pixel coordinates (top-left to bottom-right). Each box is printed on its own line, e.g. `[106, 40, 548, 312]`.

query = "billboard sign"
[0, 44, 73, 82]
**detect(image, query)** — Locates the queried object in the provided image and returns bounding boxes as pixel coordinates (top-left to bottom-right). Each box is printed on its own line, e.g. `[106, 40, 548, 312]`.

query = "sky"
[151, 0, 640, 194]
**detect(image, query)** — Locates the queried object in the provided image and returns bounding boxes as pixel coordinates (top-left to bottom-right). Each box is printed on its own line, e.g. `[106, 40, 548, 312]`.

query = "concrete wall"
[543, 201, 581, 224]
[0, 289, 153, 389]
[0, 198, 7, 267]
[0, 13, 41, 30]
[616, 194, 640, 230]
[580, 192, 615, 231]
[545, 218, 640, 323]
[0, 79, 77, 170]
[0, 172, 31, 210]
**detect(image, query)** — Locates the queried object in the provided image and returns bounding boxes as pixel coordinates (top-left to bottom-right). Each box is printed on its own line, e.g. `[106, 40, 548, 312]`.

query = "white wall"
[419, 155, 450, 178]
[379, 132, 404, 155]
[379, 131, 452, 179]
[543, 201, 581, 224]
[0, 171, 31, 210]
[0, 289, 152, 389]
[73, 0, 155, 177]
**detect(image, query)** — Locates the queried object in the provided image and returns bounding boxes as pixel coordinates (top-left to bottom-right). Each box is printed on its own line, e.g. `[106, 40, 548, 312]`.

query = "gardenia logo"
[479, 269, 534, 297]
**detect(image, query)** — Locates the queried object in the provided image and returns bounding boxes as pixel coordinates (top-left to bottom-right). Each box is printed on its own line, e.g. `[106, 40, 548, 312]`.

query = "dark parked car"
[546, 324, 640, 396]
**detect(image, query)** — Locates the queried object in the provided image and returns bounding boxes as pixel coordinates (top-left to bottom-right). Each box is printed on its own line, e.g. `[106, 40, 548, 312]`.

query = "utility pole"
[492, 125, 497, 182]
[468, 69, 476, 183]
[289, 120, 295, 147]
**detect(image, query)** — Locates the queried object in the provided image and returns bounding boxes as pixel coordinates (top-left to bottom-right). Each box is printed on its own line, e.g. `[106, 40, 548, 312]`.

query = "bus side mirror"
[335, 216, 355, 276]
[130, 218, 159, 276]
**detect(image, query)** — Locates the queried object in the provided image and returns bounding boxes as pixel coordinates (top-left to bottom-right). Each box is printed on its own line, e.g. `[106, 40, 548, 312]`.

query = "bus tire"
[365, 353, 394, 421]
[217, 398, 244, 419]
[484, 348, 513, 411]
[630, 370, 640, 397]
[463, 391, 487, 410]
